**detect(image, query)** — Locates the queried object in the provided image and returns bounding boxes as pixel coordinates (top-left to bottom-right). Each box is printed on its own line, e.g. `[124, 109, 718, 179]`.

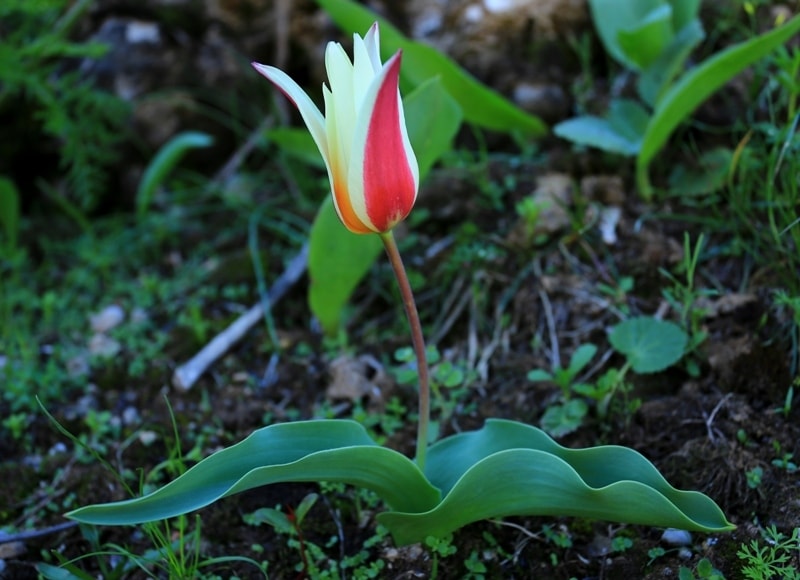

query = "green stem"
[380, 231, 430, 471]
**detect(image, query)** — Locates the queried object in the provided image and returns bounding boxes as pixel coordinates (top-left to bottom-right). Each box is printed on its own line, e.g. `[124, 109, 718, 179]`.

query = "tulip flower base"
[67, 419, 733, 545]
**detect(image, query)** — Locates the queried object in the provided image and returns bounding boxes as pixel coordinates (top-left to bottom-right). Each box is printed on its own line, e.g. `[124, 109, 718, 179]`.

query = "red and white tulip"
[253, 23, 419, 234]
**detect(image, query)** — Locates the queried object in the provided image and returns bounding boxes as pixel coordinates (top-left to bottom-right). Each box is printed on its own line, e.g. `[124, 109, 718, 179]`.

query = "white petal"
[252, 63, 328, 163]
[352, 33, 377, 111]
[363, 23, 383, 73]
[324, 42, 357, 171]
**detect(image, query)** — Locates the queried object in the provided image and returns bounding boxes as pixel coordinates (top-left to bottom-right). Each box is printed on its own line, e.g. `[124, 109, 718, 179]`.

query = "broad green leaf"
[670, 0, 701, 32]
[266, 128, 325, 169]
[379, 419, 734, 545]
[617, 5, 675, 70]
[136, 131, 213, 219]
[668, 147, 733, 196]
[404, 77, 463, 178]
[0, 176, 20, 250]
[638, 19, 705, 106]
[608, 98, 651, 149]
[554, 115, 641, 156]
[314, 0, 546, 135]
[637, 14, 800, 197]
[588, 0, 666, 70]
[67, 420, 440, 525]
[308, 198, 383, 334]
[609, 316, 688, 373]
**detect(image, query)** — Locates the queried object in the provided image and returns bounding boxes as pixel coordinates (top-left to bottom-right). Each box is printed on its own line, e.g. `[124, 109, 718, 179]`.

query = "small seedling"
[737, 525, 800, 580]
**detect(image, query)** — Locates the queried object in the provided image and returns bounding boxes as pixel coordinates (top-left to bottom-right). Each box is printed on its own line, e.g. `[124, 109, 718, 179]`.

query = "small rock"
[139, 430, 158, 446]
[90, 304, 125, 333]
[67, 353, 90, 378]
[598, 206, 621, 245]
[48, 442, 68, 455]
[0, 541, 25, 559]
[122, 406, 141, 426]
[125, 20, 160, 44]
[661, 528, 692, 547]
[507, 173, 574, 248]
[581, 175, 626, 205]
[513, 82, 569, 123]
[89, 333, 121, 358]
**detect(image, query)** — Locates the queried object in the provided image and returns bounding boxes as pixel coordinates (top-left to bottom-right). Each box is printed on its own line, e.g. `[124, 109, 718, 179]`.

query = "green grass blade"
[0, 176, 20, 251]
[66, 420, 440, 525]
[135, 131, 213, 219]
[637, 14, 800, 197]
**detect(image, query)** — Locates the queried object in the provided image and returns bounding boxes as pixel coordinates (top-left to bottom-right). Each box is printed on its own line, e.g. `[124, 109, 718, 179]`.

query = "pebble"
[661, 528, 692, 546]
[90, 304, 125, 333]
[88, 333, 121, 358]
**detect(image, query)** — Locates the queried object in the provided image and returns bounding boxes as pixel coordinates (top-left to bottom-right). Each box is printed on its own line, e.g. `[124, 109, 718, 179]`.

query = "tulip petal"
[324, 85, 372, 233]
[363, 22, 382, 74]
[349, 52, 419, 233]
[251, 63, 329, 165]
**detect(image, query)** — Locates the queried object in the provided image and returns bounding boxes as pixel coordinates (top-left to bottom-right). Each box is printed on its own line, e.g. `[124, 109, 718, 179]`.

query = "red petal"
[362, 53, 417, 232]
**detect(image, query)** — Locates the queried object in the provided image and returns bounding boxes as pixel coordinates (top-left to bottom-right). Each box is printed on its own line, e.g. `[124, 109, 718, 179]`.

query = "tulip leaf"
[266, 128, 326, 169]
[637, 19, 705, 106]
[378, 419, 734, 545]
[314, 0, 546, 135]
[404, 76, 463, 178]
[66, 420, 440, 525]
[553, 116, 640, 156]
[617, 4, 675, 70]
[588, 0, 666, 70]
[308, 198, 383, 335]
[637, 13, 800, 197]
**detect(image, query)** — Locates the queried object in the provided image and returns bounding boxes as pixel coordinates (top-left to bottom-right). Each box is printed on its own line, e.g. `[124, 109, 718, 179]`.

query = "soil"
[2, 2, 799, 580]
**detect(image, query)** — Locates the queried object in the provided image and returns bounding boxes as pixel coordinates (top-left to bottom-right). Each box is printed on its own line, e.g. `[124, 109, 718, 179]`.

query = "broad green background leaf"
[266, 128, 325, 169]
[617, 5, 675, 70]
[67, 420, 440, 525]
[668, 147, 733, 196]
[379, 419, 734, 545]
[404, 76, 463, 177]
[0, 176, 20, 250]
[308, 199, 383, 334]
[637, 19, 705, 106]
[608, 99, 651, 146]
[553, 116, 640, 156]
[670, 0, 701, 31]
[554, 98, 649, 154]
[314, 0, 545, 135]
[307, 77, 462, 335]
[609, 317, 688, 373]
[588, 0, 666, 70]
[637, 14, 800, 197]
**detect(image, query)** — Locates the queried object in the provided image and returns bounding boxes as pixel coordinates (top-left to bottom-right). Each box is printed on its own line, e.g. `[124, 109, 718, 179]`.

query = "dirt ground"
[1, 1, 799, 579]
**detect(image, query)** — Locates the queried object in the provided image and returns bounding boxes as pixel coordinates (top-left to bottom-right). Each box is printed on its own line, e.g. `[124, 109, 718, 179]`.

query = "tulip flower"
[253, 23, 419, 234]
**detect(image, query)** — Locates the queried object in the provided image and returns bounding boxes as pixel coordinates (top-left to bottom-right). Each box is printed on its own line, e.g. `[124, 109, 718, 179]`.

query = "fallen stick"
[172, 242, 309, 391]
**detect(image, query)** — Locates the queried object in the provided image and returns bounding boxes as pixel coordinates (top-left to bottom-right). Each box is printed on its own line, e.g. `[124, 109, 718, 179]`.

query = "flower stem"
[379, 231, 430, 471]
